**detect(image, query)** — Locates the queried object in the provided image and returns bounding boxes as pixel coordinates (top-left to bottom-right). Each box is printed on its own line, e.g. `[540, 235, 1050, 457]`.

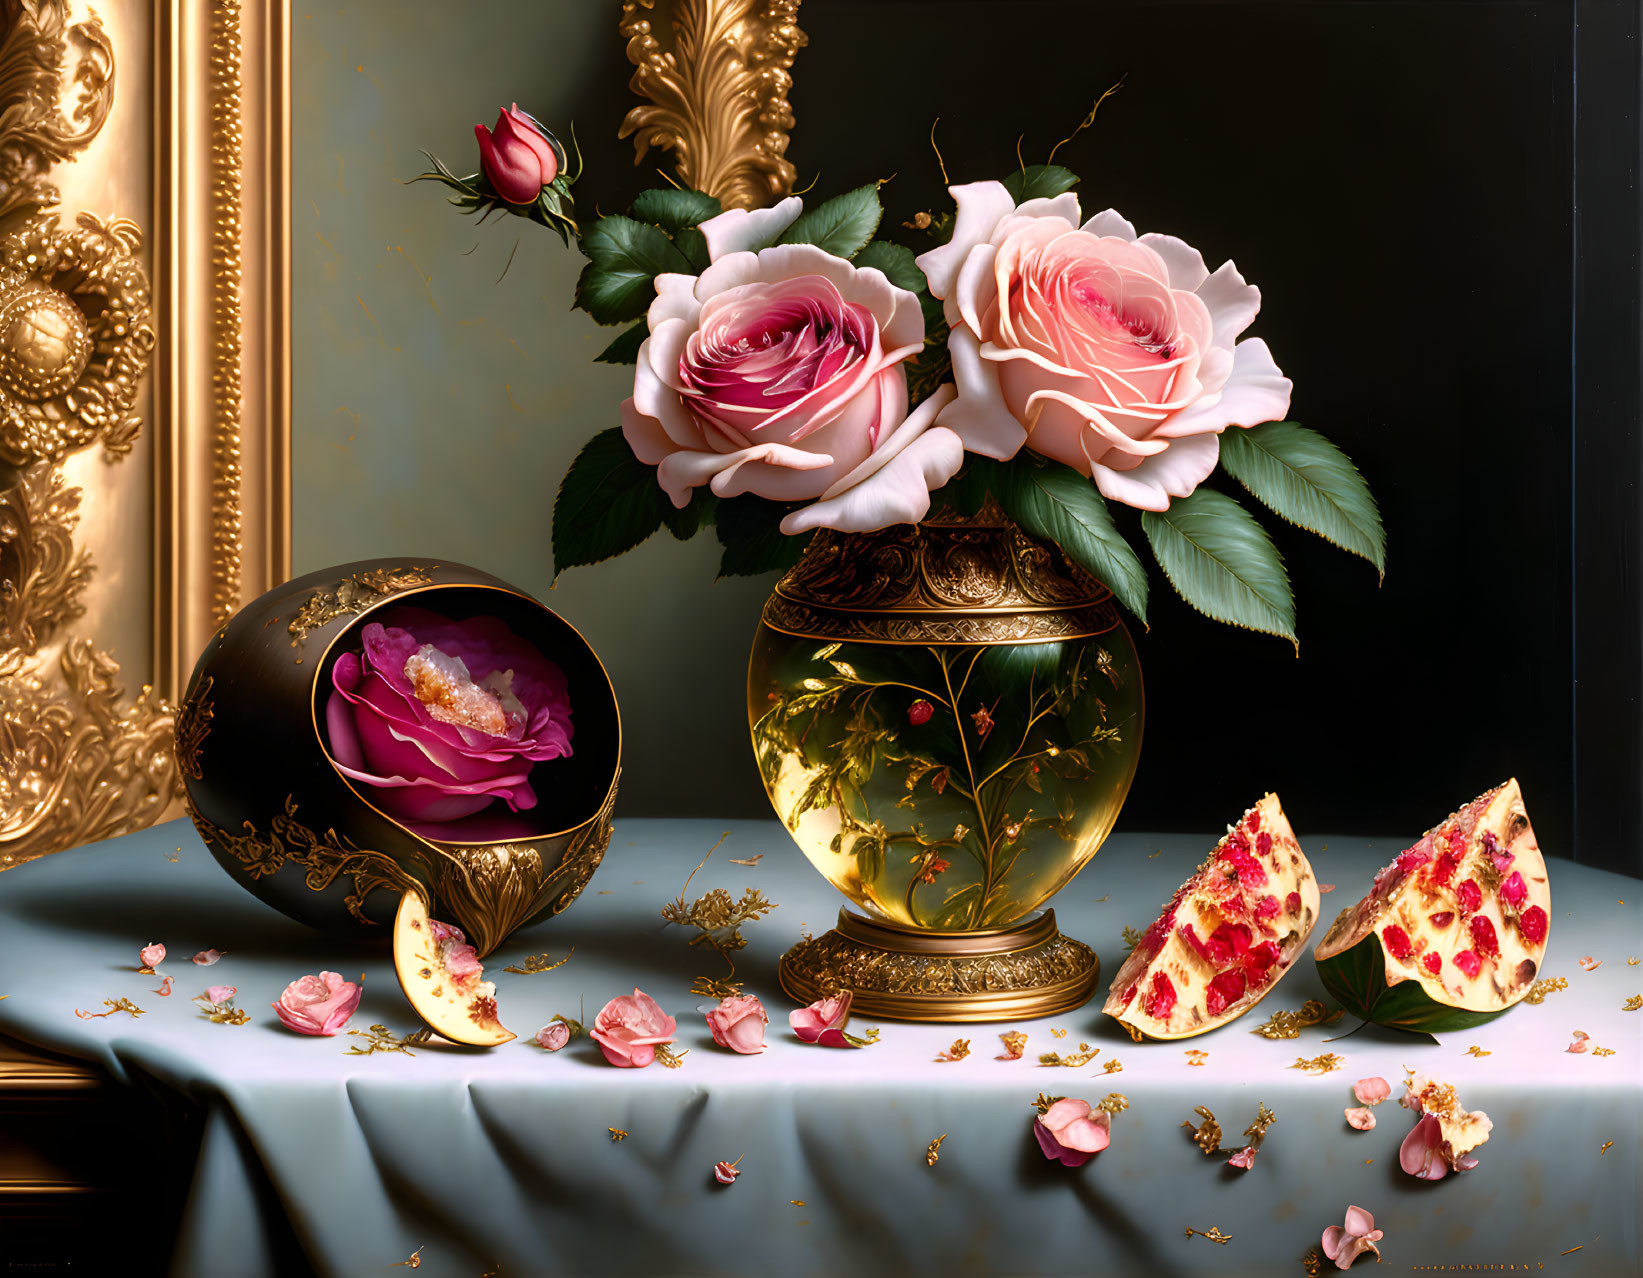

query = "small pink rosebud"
[474, 104, 561, 204]
[1033, 1097, 1110, 1168]
[204, 985, 236, 1007]
[1226, 1145, 1256, 1169]
[789, 992, 852, 1047]
[705, 994, 768, 1054]
[1345, 1107, 1376, 1131]
[272, 971, 363, 1037]
[907, 699, 934, 726]
[535, 1022, 571, 1052]
[713, 1160, 741, 1185]
[192, 949, 225, 966]
[139, 942, 165, 971]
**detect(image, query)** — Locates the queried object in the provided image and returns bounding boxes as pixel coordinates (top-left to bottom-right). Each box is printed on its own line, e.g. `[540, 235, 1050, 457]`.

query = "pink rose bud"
[1226, 1145, 1256, 1169]
[272, 971, 363, 1037]
[474, 104, 560, 204]
[705, 994, 768, 1055]
[907, 699, 934, 726]
[1352, 1076, 1391, 1106]
[535, 1022, 571, 1052]
[713, 1160, 741, 1185]
[192, 949, 225, 966]
[203, 985, 236, 1007]
[590, 989, 677, 1068]
[1033, 1097, 1111, 1168]
[789, 992, 853, 1047]
[139, 942, 165, 971]
[1345, 1107, 1376, 1131]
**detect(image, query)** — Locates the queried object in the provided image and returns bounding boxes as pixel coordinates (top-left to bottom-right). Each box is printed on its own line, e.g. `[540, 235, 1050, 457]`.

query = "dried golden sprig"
[75, 998, 144, 1019]
[194, 999, 250, 1026]
[1030, 1092, 1063, 1114]
[1523, 976, 1569, 1004]
[841, 1027, 881, 1048]
[502, 948, 573, 975]
[345, 1025, 432, 1056]
[1251, 1000, 1343, 1039]
[1185, 1049, 1209, 1066]
[1593, 1046, 1617, 1057]
[998, 1030, 1028, 1060]
[727, 855, 763, 866]
[1601, 1141, 1614, 1155]
[1050, 1027, 1067, 1038]
[1622, 995, 1642, 1012]
[1121, 925, 1145, 952]
[1038, 1043, 1099, 1068]
[608, 1128, 627, 1141]
[1102, 1059, 1124, 1074]
[390, 1244, 425, 1269]
[1243, 1102, 1277, 1147]
[662, 886, 778, 951]
[935, 1039, 970, 1063]
[1292, 1053, 1345, 1074]
[690, 974, 744, 1000]
[1184, 1226, 1232, 1245]
[1465, 1045, 1492, 1057]
[1097, 1093, 1129, 1114]
[655, 1044, 689, 1069]
[1183, 1107, 1223, 1154]
[926, 1134, 946, 1166]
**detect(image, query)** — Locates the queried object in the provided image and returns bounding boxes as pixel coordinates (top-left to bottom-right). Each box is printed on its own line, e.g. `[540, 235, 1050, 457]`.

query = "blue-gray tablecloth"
[0, 818, 1637, 1277]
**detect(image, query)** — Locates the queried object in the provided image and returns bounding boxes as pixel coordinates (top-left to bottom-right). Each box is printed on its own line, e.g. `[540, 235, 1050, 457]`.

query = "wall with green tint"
[291, 2, 772, 821]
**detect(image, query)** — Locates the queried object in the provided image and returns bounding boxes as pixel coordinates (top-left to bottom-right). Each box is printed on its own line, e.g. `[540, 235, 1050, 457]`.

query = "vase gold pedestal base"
[778, 907, 1100, 1023]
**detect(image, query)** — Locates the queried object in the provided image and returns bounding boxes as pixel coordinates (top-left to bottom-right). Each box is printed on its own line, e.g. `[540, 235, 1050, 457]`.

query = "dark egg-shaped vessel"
[175, 559, 620, 955]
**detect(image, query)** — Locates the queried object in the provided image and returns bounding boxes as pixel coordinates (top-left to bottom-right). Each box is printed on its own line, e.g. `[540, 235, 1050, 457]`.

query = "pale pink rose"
[591, 989, 676, 1068]
[138, 942, 165, 971]
[1034, 1097, 1111, 1168]
[915, 183, 1292, 511]
[621, 196, 962, 536]
[1226, 1145, 1256, 1169]
[1353, 1077, 1391, 1106]
[203, 985, 236, 1007]
[1322, 1205, 1384, 1270]
[789, 992, 852, 1046]
[534, 1022, 571, 1052]
[1345, 1107, 1377, 1131]
[705, 994, 768, 1054]
[272, 971, 362, 1037]
[191, 949, 225, 966]
[713, 1160, 741, 1185]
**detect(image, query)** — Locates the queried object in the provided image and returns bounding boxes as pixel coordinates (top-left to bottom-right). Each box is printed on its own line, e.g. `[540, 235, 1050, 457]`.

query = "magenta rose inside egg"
[322, 607, 574, 825]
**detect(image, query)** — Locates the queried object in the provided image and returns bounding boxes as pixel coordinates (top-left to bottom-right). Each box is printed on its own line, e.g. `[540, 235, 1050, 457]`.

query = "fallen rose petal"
[1399, 1113, 1449, 1180]
[534, 1022, 571, 1052]
[192, 949, 225, 966]
[1568, 1031, 1592, 1054]
[154, 976, 173, 997]
[1322, 1204, 1384, 1270]
[713, 1160, 741, 1185]
[1227, 1145, 1256, 1169]
[1319, 884, 1336, 893]
[790, 992, 853, 1047]
[139, 942, 165, 970]
[203, 985, 236, 1007]
[1345, 1107, 1376, 1131]
[1353, 1076, 1391, 1106]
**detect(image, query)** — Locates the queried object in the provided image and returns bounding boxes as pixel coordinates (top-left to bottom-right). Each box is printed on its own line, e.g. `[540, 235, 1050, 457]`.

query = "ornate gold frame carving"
[618, 0, 806, 210]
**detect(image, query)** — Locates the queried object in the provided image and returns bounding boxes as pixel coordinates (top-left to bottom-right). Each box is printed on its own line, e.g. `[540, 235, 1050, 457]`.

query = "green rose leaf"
[673, 225, 710, 272]
[551, 427, 670, 577]
[575, 215, 694, 325]
[1001, 164, 1081, 205]
[593, 320, 648, 365]
[777, 184, 884, 260]
[1141, 487, 1296, 647]
[663, 488, 717, 541]
[852, 240, 927, 293]
[629, 188, 722, 232]
[995, 460, 1149, 623]
[716, 494, 813, 577]
[1217, 421, 1386, 579]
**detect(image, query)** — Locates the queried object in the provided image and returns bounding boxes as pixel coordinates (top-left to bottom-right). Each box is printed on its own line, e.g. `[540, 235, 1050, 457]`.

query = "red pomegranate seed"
[1286, 891, 1303, 914]
[1256, 895, 1281, 920]
[1381, 925, 1415, 960]
[1178, 923, 1212, 962]
[1469, 915, 1500, 958]
[1429, 911, 1454, 929]
[1453, 950, 1482, 979]
[1518, 905, 1549, 945]
[1500, 871, 1527, 907]
[1431, 851, 1461, 887]
[1246, 810, 1261, 833]
[1144, 971, 1177, 1022]
[1457, 879, 1482, 915]
[1120, 982, 1137, 1010]
[1205, 970, 1247, 1016]
[1422, 952, 1443, 975]
[1256, 832, 1273, 856]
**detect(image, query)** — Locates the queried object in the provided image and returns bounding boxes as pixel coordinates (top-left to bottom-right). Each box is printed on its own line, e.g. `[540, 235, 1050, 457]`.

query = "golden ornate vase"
[747, 502, 1143, 1021]
[177, 559, 620, 957]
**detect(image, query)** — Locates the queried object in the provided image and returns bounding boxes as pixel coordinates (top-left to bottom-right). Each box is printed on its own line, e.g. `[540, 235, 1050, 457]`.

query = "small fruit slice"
[1314, 779, 1549, 1034]
[392, 890, 515, 1046]
[1104, 794, 1321, 1039]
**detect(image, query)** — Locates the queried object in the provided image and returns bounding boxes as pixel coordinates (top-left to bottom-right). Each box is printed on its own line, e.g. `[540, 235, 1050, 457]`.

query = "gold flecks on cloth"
[1038, 1043, 1098, 1068]
[1523, 976, 1569, 1004]
[1561, 1246, 1584, 1255]
[1291, 1054, 1345, 1074]
[1050, 1027, 1067, 1039]
[1465, 1046, 1491, 1057]
[1148, 850, 1163, 859]
[344, 1025, 431, 1056]
[1622, 995, 1642, 1011]
[1184, 1226, 1232, 1245]
[1302, 1246, 1323, 1276]
[1102, 1058, 1124, 1074]
[998, 1031, 1028, 1060]
[790, 1200, 805, 1206]
[1185, 1049, 1209, 1066]
[1183, 1107, 1223, 1154]
[502, 949, 573, 975]
[1252, 1000, 1343, 1039]
[1097, 1093, 1129, 1114]
[74, 998, 143, 1019]
[1600, 1141, 1614, 1155]
[1628, 957, 1640, 966]
[926, 1134, 946, 1166]
[935, 1039, 970, 1063]
[608, 1128, 627, 1141]
[1593, 1046, 1616, 1057]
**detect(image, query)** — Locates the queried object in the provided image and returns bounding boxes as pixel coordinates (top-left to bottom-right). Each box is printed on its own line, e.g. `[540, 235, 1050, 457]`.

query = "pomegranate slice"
[392, 890, 515, 1047]
[1313, 779, 1551, 1034]
[1103, 794, 1320, 1040]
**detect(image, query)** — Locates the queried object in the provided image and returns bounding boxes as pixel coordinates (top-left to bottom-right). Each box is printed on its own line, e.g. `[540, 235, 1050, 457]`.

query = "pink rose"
[621, 196, 963, 535]
[324, 610, 573, 825]
[591, 988, 676, 1068]
[535, 1022, 571, 1052]
[788, 992, 852, 1046]
[138, 942, 165, 971]
[705, 994, 768, 1054]
[203, 985, 236, 1007]
[915, 183, 1292, 511]
[1034, 1097, 1111, 1167]
[272, 971, 362, 1037]
[475, 104, 562, 205]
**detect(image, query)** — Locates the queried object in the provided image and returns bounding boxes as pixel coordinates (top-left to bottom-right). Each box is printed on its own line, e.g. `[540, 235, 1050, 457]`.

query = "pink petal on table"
[192, 949, 225, 966]
[1345, 1107, 1376, 1131]
[139, 942, 165, 970]
[204, 985, 236, 1006]
[1567, 1031, 1592, 1054]
[713, 1160, 741, 1185]
[1226, 1146, 1256, 1169]
[1399, 1113, 1450, 1180]
[1353, 1077, 1391, 1106]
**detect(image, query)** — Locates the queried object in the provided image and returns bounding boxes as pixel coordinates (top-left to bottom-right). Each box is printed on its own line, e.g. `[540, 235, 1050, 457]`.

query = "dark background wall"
[293, 1, 1641, 876]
